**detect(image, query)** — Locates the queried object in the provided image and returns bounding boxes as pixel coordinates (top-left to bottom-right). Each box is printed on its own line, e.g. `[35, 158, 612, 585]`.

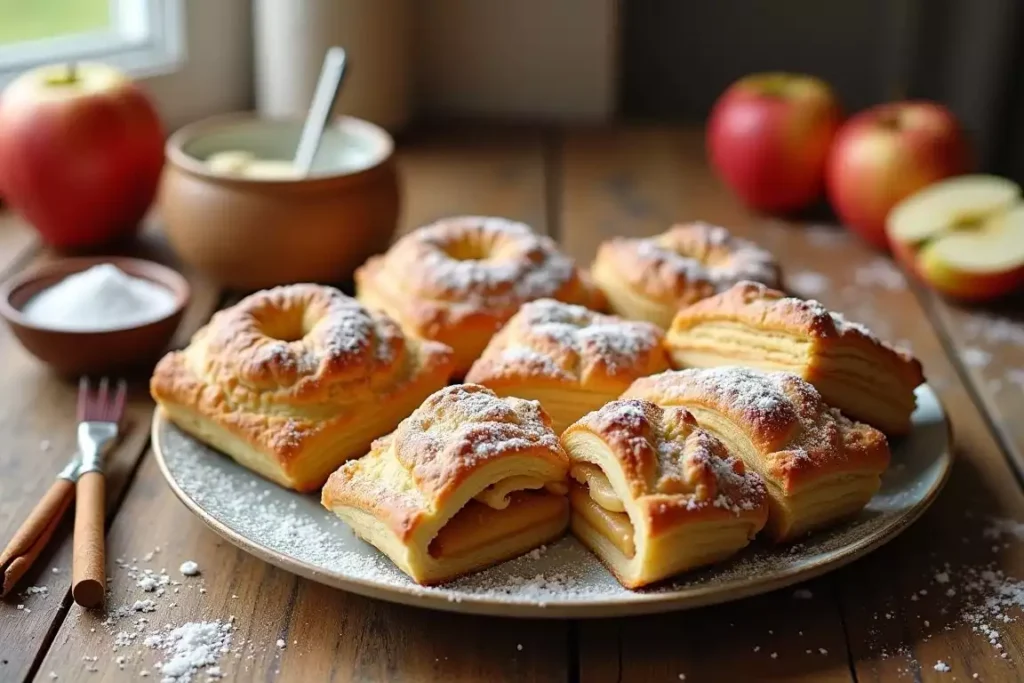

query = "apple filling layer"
[569, 464, 635, 558]
[428, 491, 569, 559]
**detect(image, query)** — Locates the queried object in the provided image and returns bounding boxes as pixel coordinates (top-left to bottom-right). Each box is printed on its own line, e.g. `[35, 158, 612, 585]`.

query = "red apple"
[0, 62, 164, 249]
[887, 175, 1024, 301]
[707, 72, 842, 213]
[826, 101, 969, 249]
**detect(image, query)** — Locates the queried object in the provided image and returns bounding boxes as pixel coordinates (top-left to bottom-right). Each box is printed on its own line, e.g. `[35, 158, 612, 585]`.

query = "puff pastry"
[322, 384, 570, 585]
[623, 367, 890, 542]
[666, 281, 924, 434]
[591, 222, 781, 329]
[151, 284, 454, 492]
[464, 299, 670, 433]
[562, 399, 768, 588]
[356, 216, 601, 377]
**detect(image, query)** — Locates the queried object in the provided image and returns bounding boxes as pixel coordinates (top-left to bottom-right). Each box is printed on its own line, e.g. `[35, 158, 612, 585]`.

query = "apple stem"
[67, 61, 77, 83]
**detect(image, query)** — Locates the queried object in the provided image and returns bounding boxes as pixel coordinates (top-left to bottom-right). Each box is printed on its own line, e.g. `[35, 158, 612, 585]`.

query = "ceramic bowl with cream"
[160, 114, 400, 290]
[0, 257, 190, 376]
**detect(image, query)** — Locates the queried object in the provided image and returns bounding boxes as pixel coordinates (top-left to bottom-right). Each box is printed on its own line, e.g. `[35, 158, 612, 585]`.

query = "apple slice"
[887, 175, 1024, 300]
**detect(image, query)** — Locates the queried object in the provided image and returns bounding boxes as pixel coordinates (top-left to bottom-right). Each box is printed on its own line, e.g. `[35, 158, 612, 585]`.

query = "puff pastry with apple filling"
[562, 399, 768, 588]
[666, 281, 924, 434]
[322, 384, 570, 585]
[465, 299, 670, 433]
[623, 367, 890, 542]
[150, 284, 455, 492]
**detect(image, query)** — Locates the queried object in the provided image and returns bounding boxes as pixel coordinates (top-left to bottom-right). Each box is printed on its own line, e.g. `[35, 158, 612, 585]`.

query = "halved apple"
[886, 175, 1024, 300]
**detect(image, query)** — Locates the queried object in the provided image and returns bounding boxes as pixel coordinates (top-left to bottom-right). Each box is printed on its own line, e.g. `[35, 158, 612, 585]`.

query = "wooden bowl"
[0, 257, 190, 376]
[160, 114, 400, 289]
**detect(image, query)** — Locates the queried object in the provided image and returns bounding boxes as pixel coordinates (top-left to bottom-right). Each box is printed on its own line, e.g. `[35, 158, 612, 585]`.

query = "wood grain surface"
[0, 228, 223, 683]
[2, 127, 1023, 683]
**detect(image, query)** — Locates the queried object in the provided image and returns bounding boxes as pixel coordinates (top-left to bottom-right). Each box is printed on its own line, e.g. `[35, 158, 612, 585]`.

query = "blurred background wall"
[136, 0, 1024, 179]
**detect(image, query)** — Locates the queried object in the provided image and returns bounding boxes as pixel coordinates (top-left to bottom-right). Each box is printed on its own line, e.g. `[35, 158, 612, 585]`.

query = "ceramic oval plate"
[153, 384, 952, 618]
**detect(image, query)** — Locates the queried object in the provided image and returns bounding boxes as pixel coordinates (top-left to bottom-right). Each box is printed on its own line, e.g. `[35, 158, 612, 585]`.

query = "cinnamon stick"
[72, 471, 106, 608]
[1, 478, 75, 597]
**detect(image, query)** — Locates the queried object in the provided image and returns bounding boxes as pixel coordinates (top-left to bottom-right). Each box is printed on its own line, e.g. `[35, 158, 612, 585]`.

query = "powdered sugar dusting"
[577, 399, 766, 514]
[629, 223, 779, 292]
[490, 299, 664, 378]
[405, 216, 578, 310]
[155, 382, 947, 611]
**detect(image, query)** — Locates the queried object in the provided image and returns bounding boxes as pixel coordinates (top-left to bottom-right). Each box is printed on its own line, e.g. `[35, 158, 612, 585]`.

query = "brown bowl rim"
[165, 112, 395, 187]
[0, 256, 191, 336]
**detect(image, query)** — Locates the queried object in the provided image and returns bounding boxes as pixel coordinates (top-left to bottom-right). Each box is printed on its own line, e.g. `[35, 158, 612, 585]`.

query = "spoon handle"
[294, 47, 348, 176]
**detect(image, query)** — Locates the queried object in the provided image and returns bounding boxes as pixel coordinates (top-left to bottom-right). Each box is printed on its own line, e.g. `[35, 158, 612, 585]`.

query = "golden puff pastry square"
[150, 284, 454, 492]
[623, 367, 890, 542]
[322, 384, 570, 585]
[464, 299, 671, 433]
[355, 216, 602, 377]
[562, 399, 768, 589]
[666, 281, 925, 434]
[590, 222, 781, 329]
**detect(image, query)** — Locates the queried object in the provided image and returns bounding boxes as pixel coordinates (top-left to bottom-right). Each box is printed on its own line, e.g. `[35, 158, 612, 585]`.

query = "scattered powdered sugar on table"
[786, 271, 830, 297]
[854, 258, 907, 290]
[145, 621, 232, 683]
[179, 561, 200, 577]
[960, 347, 993, 369]
[962, 313, 1024, 347]
[804, 225, 847, 248]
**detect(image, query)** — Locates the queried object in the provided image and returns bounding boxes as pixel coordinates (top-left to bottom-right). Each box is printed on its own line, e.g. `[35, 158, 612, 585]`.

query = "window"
[0, 0, 184, 87]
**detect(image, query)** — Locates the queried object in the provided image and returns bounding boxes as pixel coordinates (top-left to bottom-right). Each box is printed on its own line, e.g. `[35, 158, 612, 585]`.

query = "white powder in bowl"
[22, 264, 177, 332]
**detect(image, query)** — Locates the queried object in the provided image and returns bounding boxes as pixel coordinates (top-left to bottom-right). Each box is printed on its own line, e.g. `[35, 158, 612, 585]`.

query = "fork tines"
[77, 377, 128, 424]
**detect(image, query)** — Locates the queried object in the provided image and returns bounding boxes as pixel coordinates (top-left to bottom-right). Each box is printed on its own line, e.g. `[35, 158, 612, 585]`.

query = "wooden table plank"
[0, 224, 222, 683]
[916, 292, 1024, 477]
[559, 125, 1024, 682]
[34, 127, 571, 683]
[397, 125, 551, 235]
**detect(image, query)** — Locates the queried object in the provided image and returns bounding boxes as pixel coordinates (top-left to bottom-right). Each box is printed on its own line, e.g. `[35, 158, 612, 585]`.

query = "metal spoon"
[293, 47, 348, 177]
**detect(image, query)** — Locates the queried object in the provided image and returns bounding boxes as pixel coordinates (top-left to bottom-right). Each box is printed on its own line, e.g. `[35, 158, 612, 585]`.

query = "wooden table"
[2, 126, 1024, 683]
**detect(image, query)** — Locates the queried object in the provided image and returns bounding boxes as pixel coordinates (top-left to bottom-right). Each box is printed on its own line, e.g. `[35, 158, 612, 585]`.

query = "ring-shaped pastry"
[591, 222, 781, 328]
[356, 216, 601, 376]
[151, 284, 454, 491]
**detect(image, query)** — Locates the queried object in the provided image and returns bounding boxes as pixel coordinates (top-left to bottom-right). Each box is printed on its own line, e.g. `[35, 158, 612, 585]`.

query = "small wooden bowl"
[0, 257, 190, 376]
[160, 114, 400, 289]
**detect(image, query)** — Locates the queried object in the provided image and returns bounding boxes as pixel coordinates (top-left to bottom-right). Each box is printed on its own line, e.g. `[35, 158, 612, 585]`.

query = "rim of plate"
[151, 388, 954, 619]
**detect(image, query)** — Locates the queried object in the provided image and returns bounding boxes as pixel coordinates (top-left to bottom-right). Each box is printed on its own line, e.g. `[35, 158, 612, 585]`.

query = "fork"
[72, 377, 126, 608]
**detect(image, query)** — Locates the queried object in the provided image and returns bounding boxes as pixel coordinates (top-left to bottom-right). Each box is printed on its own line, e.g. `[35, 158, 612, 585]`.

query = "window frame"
[0, 0, 185, 89]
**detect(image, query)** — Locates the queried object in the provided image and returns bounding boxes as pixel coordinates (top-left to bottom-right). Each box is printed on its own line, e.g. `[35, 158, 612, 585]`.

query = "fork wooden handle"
[72, 471, 106, 608]
[0, 477, 75, 597]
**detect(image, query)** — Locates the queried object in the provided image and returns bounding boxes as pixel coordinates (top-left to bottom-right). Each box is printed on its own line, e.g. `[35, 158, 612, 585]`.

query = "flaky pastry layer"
[355, 216, 600, 376]
[150, 284, 454, 491]
[560, 399, 768, 588]
[666, 281, 925, 434]
[623, 367, 890, 542]
[322, 384, 570, 585]
[465, 299, 670, 432]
